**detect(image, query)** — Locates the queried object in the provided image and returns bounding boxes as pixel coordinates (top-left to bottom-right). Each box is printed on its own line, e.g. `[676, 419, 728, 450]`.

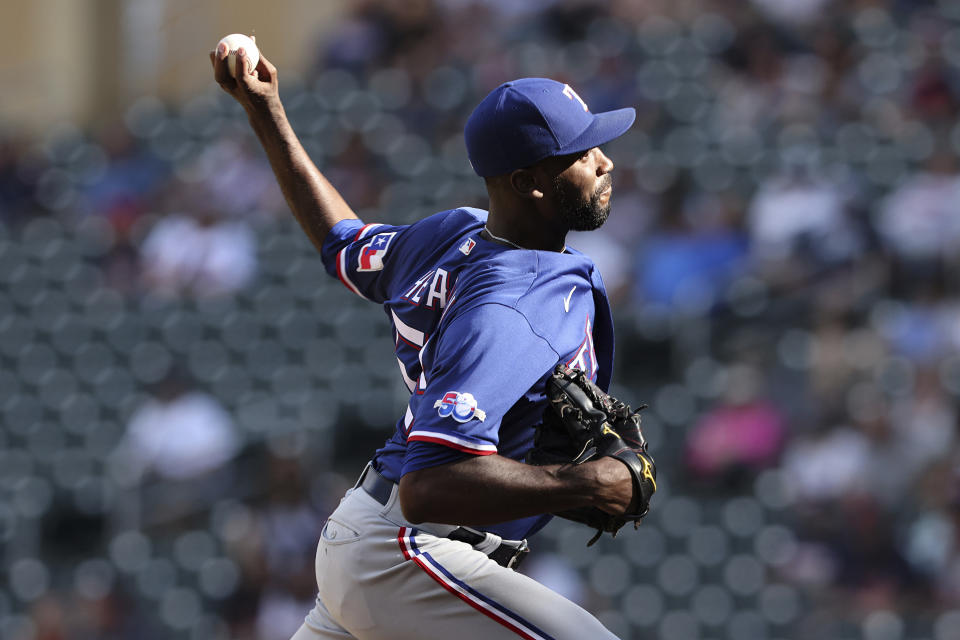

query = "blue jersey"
[321, 208, 614, 540]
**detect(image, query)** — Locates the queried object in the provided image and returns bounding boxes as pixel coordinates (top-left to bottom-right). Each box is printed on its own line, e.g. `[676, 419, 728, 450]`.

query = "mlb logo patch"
[459, 237, 476, 256]
[358, 232, 397, 272]
[434, 391, 486, 423]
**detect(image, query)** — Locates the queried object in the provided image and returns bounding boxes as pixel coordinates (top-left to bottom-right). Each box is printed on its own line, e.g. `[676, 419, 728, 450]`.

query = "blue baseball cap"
[464, 78, 636, 178]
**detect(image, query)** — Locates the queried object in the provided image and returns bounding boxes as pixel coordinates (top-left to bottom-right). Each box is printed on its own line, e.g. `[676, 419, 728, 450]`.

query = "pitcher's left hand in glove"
[527, 364, 657, 545]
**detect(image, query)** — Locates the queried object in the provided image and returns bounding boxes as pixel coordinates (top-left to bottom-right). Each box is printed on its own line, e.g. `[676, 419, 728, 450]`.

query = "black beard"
[552, 174, 612, 231]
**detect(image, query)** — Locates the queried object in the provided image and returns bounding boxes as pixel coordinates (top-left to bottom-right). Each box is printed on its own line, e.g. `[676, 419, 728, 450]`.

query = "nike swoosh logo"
[563, 286, 576, 312]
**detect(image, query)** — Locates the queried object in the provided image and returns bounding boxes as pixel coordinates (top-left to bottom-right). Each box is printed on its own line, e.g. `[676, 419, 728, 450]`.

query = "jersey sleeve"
[401, 303, 560, 476]
[321, 219, 408, 303]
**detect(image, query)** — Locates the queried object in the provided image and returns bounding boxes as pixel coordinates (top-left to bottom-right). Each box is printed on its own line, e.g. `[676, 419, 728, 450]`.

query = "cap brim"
[558, 107, 636, 157]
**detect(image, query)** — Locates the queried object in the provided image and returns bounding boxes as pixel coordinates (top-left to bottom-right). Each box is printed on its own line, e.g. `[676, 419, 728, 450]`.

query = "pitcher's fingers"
[212, 42, 234, 86]
[253, 54, 268, 78]
[234, 48, 253, 91]
[256, 53, 276, 81]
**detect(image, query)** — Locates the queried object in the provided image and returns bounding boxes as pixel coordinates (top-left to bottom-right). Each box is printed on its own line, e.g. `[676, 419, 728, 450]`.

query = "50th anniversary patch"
[434, 391, 486, 423]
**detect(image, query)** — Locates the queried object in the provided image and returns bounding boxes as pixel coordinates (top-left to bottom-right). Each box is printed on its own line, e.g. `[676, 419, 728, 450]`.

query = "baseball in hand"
[217, 33, 259, 78]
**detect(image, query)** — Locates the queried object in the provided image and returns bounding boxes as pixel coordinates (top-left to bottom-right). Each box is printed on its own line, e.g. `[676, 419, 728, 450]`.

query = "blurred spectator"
[139, 207, 257, 298]
[890, 367, 958, 471]
[685, 363, 786, 490]
[828, 494, 924, 610]
[747, 151, 860, 271]
[909, 62, 958, 126]
[750, 0, 835, 26]
[323, 135, 390, 212]
[319, 0, 440, 73]
[780, 401, 915, 510]
[877, 150, 960, 289]
[82, 123, 169, 232]
[905, 460, 960, 605]
[874, 290, 959, 364]
[781, 406, 932, 609]
[318, 1, 393, 71]
[116, 371, 240, 483]
[634, 182, 748, 314]
[253, 456, 328, 640]
[193, 136, 284, 225]
[805, 313, 885, 423]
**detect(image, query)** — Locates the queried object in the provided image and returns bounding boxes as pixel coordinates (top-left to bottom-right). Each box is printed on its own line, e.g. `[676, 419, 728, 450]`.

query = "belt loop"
[355, 462, 373, 489]
[379, 472, 400, 518]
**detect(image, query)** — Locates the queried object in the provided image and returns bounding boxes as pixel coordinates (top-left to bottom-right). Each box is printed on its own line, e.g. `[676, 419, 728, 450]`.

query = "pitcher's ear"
[509, 169, 544, 200]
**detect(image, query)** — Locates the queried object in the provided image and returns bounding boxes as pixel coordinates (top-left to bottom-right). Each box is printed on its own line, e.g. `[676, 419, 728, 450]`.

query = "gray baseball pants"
[287, 474, 618, 640]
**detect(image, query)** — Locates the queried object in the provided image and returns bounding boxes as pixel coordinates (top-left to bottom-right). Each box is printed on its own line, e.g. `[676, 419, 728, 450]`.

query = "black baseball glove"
[527, 364, 657, 545]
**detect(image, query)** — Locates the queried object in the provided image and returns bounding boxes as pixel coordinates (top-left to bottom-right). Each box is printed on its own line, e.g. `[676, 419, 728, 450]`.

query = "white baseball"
[217, 33, 259, 78]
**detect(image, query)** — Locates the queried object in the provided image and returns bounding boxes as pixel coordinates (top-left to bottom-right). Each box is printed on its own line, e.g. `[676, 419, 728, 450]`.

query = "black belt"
[358, 464, 530, 570]
[359, 463, 395, 504]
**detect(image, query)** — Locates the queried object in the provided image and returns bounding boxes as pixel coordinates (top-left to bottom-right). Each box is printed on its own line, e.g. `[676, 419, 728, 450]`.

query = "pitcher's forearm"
[247, 101, 358, 251]
[397, 454, 633, 526]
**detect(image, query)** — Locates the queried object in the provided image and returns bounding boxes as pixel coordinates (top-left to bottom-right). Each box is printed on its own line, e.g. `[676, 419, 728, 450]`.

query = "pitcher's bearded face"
[552, 173, 612, 231]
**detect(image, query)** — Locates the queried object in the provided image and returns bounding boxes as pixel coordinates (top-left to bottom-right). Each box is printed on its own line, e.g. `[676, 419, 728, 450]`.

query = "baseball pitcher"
[211, 42, 656, 640]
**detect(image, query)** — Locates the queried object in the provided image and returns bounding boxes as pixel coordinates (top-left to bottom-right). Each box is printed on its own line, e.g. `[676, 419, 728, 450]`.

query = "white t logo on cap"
[562, 84, 589, 112]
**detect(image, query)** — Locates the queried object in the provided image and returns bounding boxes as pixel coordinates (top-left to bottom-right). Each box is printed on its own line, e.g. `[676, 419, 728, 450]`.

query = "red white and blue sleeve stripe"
[407, 430, 497, 455]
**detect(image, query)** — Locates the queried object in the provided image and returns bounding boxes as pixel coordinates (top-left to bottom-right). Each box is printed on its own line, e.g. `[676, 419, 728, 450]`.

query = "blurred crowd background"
[2, 0, 960, 639]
